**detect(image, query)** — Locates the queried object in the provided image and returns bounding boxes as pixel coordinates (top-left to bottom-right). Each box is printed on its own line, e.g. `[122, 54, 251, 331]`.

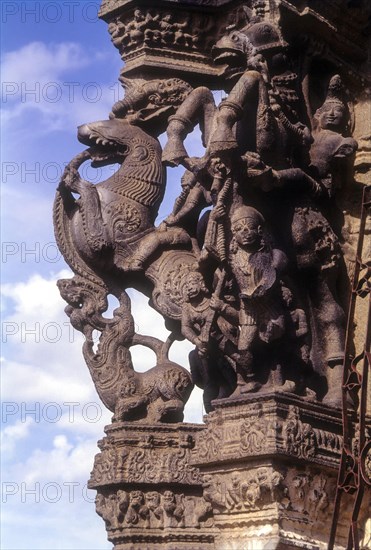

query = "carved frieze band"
[192, 403, 343, 465]
[96, 488, 213, 531]
[201, 464, 336, 524]
[90, 428, 203, 487]
[107, 8, 219, 66]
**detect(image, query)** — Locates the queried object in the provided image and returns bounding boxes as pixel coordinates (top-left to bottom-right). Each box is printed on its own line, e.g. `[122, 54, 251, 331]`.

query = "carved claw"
[60, 165, 80, 192]
[239, 381, 261, 394]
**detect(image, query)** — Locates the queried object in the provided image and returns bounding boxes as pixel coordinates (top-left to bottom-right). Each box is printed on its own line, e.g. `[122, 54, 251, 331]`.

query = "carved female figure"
[310, 75, 358, 190]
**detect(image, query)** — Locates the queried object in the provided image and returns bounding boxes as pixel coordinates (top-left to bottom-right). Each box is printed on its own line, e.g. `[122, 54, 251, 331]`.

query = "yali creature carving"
[55, 6, 359, 420]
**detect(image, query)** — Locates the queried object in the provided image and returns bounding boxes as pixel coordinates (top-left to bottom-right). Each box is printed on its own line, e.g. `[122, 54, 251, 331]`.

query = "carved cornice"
[100, 0, 237, 19]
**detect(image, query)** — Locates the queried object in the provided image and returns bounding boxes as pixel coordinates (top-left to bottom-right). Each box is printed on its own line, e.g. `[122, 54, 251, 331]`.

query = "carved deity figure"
[181, 270, 237, 411]
[274, 75, 357, 406]
[229, 206, 287, 393]
[226, 472, 244, 510]
[125, 490, 150, 527]
[164, 169, 212, 258]
[310, 75, 358, 189]
[146, 492, 164, 528]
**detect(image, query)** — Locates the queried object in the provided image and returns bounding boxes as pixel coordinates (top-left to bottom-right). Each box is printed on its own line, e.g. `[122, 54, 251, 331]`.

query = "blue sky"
[1, 2, 204, 548]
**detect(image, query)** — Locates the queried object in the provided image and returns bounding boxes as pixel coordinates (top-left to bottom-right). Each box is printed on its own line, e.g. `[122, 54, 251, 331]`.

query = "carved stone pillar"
[191, 394, 370, 549]
[54, 0, 371, 548]
[88, 423, 215, 550]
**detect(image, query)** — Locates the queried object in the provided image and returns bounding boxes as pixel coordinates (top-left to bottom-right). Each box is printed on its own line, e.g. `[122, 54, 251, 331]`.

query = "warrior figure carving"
[55, 7, 359, 419]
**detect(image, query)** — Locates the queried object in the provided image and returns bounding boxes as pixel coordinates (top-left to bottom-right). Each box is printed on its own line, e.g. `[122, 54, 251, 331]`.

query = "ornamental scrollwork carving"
[239, 405, 277, 453]
[90, 435, 202, 486]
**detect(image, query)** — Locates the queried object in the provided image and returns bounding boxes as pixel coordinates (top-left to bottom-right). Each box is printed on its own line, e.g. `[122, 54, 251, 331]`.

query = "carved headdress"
[313, 74, 350, 132]
[231, 205, 265, 227]
[243, 21, 288, 53]
[227, 2, 287, 52]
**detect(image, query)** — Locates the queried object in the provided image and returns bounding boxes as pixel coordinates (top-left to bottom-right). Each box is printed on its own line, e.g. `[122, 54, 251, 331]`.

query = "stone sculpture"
[55, 1, 370, 548]
[54, 0, 363, 419]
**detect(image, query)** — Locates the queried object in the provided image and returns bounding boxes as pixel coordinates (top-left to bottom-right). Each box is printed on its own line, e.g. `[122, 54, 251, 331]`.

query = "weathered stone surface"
[89, 423, 216, 549]
[54, 0, 370, 548]
[192, 393, 344, 468]
[89, 423, 204, 488]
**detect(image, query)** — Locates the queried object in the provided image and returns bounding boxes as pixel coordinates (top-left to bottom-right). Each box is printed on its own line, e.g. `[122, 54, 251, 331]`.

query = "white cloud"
[1, 41, 90, 84]
[2, 433, 111, 550]
[2, 271, 204, 423]
[1, 41, 117, 136]
[1, 186, 57, 247]
[1, 417, 34, 454]
[2, 270, 71, 318]
[9, 433, 97, 484]
[1, 270, 101, 413]
[1, 358, 94, 404]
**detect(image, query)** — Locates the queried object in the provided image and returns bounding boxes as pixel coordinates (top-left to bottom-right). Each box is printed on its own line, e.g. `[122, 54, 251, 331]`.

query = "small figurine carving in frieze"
[226, 472, 244, 510]
[96, 493, 120, 530]
[162, 490, 185, 527]
[146, 492, 164, 529]
[202, 474, 226, 513]
[125, 490, 150, 528]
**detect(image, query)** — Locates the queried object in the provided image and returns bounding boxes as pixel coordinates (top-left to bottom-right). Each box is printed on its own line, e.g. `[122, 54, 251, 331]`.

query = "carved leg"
[238, 351, 261, 394]
[231, 323, 261, 395]
[113, 396, 147, 421]
[322, 362, 343, 408]
[207, 70, 263, 155]
[309, 276, 345, 407]
[162, 115, 193, 166]
[119, 227, 190, 271]
[310, 276, 346, 366]
[207, 101, 242, 155]
[150, 399, 185, 422]
[162, 87, 216, 166]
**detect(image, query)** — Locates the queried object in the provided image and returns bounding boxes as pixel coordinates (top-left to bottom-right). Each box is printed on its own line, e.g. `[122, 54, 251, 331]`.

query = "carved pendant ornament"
[54, 3, 362, 421]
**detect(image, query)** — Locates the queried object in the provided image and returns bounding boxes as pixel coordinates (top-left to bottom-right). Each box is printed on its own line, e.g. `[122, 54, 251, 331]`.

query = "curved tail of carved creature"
[131, 332, 177, 364]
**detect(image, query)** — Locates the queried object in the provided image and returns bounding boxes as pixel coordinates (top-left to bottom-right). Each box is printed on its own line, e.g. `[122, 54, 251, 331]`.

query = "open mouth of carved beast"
[212, 48, 247, 81]
[78, 123, 128, 168]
